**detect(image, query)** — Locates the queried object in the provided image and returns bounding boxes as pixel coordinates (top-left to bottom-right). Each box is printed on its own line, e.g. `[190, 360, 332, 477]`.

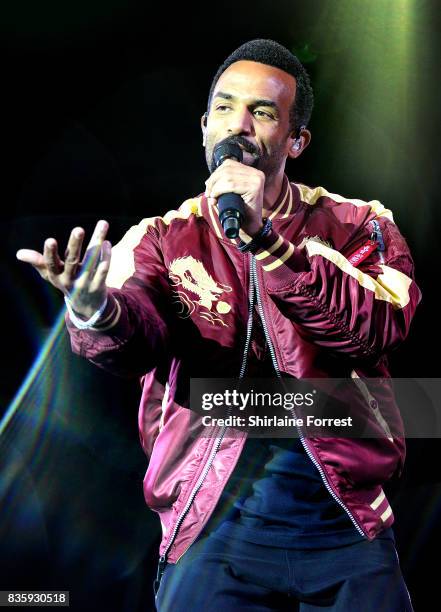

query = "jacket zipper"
[154, 249, 369, 594]
[154, 255, 256, 595]
[251, 255, 366, 539]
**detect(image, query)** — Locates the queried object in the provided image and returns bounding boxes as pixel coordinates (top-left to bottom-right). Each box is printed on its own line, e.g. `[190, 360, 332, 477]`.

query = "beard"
[205, 134, 285, 177]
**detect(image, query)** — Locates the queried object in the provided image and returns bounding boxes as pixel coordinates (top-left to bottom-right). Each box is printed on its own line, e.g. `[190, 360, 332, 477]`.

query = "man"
[17, 40, 420, 610]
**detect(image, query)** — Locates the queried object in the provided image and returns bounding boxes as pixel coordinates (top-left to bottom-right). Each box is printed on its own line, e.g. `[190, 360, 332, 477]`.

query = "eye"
[215, 105, 231, 113]
[253, 110, 275, 119]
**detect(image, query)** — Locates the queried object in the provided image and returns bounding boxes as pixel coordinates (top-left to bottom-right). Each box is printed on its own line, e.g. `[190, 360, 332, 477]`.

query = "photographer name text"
[201, 414, 353, 428]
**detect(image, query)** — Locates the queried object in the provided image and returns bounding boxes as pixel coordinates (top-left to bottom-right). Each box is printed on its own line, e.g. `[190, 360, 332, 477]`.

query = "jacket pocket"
[351, 370, 394, 441]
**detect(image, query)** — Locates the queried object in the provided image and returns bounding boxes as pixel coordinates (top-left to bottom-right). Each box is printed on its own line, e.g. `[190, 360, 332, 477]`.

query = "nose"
[227, 105, 254, 136]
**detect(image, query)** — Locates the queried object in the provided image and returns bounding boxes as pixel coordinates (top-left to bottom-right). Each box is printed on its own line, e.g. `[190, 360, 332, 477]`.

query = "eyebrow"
[214, 91, 278, 110]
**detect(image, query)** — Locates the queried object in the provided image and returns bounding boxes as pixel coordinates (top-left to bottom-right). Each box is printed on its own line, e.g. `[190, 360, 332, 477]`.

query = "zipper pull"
[153, 555, 167, 596]
[370, 220, 385, 251]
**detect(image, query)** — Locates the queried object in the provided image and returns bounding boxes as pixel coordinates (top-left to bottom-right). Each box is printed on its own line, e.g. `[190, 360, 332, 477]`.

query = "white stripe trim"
[282, 183, 293, 218]
[208, 201, 223, 239]
[268, 182, 290, 220]
[370, 490, 386, 510]
[263, 242, 295, 272]
[304, 240, 412, 309]
[295, 183, 395, 223]
[381, 505, 393, 522]
[255, 235, 284, 261]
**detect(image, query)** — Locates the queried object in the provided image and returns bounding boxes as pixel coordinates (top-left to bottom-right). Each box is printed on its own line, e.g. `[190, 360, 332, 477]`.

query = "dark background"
[1, 1, 440, 610]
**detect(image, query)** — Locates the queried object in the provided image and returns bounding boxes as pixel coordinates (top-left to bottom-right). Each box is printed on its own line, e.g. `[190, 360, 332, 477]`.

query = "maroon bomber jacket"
[66, 174, 421, 565]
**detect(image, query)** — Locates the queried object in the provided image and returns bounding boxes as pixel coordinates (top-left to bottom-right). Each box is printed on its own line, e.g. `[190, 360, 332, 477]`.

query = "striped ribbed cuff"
[253, 229, 310, 287]
[64, 295, 108, 329]
[90, 293, 122, 331]
[65, 292, 122, 333]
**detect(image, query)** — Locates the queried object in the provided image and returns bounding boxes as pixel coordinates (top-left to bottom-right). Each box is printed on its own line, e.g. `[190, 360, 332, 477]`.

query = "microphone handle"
[218, 192, 245, 239]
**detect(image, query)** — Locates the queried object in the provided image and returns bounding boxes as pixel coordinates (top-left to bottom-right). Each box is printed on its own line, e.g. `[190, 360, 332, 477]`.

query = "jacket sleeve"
[65, 219, 173, 378]
[253, 213, 422, 362]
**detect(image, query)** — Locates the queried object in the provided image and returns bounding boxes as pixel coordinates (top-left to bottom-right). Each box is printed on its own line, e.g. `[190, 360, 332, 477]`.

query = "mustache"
[215, 135, 261, 159]
[209, 135, 261, 174]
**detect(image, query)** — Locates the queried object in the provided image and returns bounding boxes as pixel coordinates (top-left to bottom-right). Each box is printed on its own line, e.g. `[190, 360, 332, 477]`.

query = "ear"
[201, 112, 208, 147]
[287, 128, 312, 160]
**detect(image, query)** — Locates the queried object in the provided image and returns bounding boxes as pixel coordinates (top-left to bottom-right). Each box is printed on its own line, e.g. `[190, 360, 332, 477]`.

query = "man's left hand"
[204, 159, 265, 237]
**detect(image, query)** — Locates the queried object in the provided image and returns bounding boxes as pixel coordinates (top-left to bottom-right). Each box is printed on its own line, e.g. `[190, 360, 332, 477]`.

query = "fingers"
[43, 238, 64, 281]
[16, 221, 110, 304]
[88, 240, 112, 293]
[88, 219, 109, 249]
[17, 239, 63, 284]
[206, 172, 263, 202]
[69, 229, 111, 316]
[73, 220, 109, 302]
[205, 160, 264, 200]
[205, 161, 265, 237]
[205, 159, 240, 197]
[16, 248, 51, 281]
[64, 227, 85, 279]
[16, 249, 46, 268]
[79, 220, 109, 276]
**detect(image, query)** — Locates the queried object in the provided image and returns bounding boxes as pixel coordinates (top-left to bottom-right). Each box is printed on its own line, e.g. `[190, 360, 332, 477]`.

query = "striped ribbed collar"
[199, 174, 296, 244]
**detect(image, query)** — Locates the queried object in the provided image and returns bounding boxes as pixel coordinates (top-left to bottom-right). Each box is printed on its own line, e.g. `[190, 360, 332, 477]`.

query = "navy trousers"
[154, 531, 413, 611]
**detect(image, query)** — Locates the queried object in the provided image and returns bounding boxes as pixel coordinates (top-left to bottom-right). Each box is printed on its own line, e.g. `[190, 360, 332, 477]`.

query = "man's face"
[202, 60, 297, 177]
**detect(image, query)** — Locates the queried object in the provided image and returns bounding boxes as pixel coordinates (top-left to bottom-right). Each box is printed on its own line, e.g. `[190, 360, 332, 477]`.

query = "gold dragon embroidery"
[169, 256, 232, 327]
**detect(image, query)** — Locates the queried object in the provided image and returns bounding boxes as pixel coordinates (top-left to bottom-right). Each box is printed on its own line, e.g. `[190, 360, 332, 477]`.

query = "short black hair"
[207, 39, 314, 136]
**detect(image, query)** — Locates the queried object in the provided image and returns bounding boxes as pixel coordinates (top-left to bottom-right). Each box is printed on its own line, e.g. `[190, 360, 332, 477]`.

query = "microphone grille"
[213, 142, 243, 168]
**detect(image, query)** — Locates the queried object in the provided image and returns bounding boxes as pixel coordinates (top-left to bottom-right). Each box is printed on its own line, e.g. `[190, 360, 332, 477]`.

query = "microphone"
[213, 142, 245, 239]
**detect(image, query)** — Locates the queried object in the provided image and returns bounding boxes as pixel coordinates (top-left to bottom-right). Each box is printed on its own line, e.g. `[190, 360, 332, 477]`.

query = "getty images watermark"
[200, 388, 352, 430]
[189, 378, 441, 438]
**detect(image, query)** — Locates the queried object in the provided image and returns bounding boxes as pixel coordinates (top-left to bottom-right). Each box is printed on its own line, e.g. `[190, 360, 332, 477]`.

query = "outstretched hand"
[16, 220, 111, 320]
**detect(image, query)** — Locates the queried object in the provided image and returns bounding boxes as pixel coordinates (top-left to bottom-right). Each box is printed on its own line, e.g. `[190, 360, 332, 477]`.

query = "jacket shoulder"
[294, 183, 394, 226]
[106, 197, 203, 288]
[114, 196, 204, 246]
[159, 196, 203, 227]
